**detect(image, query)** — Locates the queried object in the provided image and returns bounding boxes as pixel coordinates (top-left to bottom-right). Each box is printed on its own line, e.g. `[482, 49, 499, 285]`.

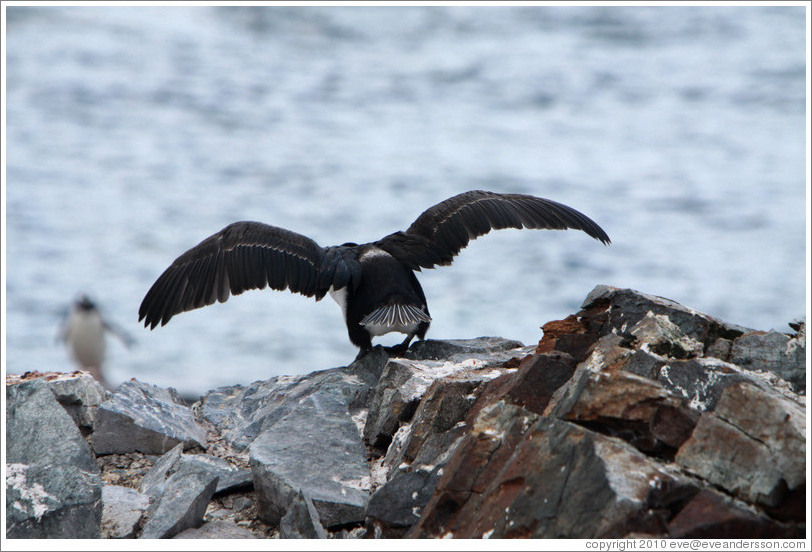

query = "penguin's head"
[75, 294, 97, 312]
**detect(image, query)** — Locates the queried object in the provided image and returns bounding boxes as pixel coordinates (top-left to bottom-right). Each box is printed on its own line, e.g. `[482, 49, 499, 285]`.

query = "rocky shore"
[6, 285, 806, 539]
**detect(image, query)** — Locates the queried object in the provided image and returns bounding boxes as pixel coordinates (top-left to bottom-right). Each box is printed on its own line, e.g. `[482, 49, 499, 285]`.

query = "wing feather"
[376, 190, 610, 269]
[139, 221, 356, 329]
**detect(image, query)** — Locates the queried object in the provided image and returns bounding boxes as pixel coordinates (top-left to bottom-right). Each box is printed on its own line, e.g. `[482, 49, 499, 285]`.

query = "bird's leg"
[354, 347, 372, 362]
[384, 332, 416, 357]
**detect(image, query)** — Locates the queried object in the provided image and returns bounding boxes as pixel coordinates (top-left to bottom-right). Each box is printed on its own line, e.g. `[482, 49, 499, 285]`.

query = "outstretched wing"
[375, 190, 610, 270]
[139, 221, 359, 329]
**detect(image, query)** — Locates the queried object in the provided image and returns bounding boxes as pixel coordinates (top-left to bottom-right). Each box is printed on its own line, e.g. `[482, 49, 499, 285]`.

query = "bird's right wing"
[375, 190, 611, 270]
[138, 221, 359, 329]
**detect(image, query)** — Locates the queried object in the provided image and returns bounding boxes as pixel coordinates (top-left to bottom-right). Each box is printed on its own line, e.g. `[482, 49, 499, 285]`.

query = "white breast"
[65, 310, 106, 370]
[328, 286, 349, 318]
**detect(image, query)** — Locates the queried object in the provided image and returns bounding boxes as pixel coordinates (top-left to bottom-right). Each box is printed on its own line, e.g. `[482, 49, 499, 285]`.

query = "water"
[4, 6, 807, 397]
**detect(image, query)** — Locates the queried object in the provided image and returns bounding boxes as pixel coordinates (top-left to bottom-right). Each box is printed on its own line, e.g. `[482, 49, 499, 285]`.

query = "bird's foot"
[383, 344, 409, 357]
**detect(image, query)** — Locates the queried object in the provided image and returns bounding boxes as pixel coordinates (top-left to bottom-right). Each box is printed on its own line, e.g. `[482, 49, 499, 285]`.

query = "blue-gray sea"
[4, 6, 808, 397]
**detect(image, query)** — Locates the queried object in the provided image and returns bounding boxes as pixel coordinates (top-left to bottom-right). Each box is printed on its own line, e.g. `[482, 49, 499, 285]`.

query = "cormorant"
[138, 190, 610, 357]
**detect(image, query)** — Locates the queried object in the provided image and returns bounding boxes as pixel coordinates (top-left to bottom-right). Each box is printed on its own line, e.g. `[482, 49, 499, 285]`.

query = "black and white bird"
[139, 190, 610, 358]
[60, 294, 134, 385]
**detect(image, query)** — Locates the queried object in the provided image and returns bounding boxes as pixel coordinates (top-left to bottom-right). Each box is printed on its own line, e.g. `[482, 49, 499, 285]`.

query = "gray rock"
[629, 312, 705, 359]
[367, 465, 444, 537]
[364, 352, 519, 452]
[367, 376, 478, 536]
[705, 337, 734, 361]
[199, 350, 389, 452]
[730, 330, 806, 392]
[44, 372, 110, 432]
[7, 379, 99, 473]
[101, 484, 150, 539]
[140, 443, 251, 498]
[279, 490, 328, 539]
[173, 520, 257, 539]
[139, 443, 184, 498]
[655, 356, 773, 412]
[676, 382, 805, 517]
[197, 354, 389, 530]
[581, 285, 753, 347]
[406, 337, 525, 360]
[185, 455, 253, 495]
[6, 379, 102, 539]
[363, 358, 438, 450]
[621, 344, 776, 413]
[140, 463, 219, 539]
[249, 387, 371, 528]
[93, 379, 208, 455]
[388, 378, 481, 470]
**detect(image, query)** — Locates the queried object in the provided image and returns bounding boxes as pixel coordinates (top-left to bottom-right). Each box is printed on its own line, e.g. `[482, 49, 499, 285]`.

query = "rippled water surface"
[4, 6, 808, 396]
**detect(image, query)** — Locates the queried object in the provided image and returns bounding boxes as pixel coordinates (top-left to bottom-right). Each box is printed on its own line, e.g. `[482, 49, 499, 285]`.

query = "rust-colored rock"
[667, 490, 802, 538]
[536, 315, 595, 360]
[549, 363, 699, 456]
[409, 403, 696, 539]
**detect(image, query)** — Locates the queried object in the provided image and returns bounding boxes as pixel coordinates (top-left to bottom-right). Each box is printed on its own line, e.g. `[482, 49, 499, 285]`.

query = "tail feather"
[360, 304, 431, 327]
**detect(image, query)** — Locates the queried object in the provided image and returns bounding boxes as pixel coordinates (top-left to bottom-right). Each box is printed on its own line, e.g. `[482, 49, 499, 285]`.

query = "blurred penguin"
[59, 294, 134, 386]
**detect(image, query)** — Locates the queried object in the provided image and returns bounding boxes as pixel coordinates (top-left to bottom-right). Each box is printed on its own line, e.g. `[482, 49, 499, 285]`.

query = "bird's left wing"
[139, 221, 358, 329]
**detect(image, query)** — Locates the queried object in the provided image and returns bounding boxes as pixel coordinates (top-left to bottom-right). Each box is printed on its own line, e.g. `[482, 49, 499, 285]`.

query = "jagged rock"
[623, 347, 782, 413]
[629, 312, 705, 359]
[7, 379, 99, 473]
[364, 359, 434, 451]
[547, 346, 699, 456]
[405, 337, 525, 360]
[20, 371, 110, 433]
[5, 286, 805, 540]
[200, 353, 391, 531]
[536, 315, 602, 361]
[139, 444, 184, 498]
[383, 378, 480, 471]
[730, 329, 806, 392]
[676, 382, 805, 519]
[187, 456, 252, 495]
[475, 349, 578, 417]
[140, 443, 251, 497]
[410, 401, 694, 538]
[93, 379, 208, 455]
[6, 379, 102, 539]
[367, 466, 442, 538]
[101, 485, 150, 539]
[199, 348, 389, 451]
[580, 285, 752, 348]
[249, 387, 371, 529]
[654, 356, 772, 412]
[363, 343, 532, 537]
[279, 490, 328, 539]
[568, 293, 793, 413]
[140, 463, 219, 539]
[705, 337, 734, 360]
[173, 520, 257, 539]
[367, 378, 480, 537]
[365, 348, 525, 452]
